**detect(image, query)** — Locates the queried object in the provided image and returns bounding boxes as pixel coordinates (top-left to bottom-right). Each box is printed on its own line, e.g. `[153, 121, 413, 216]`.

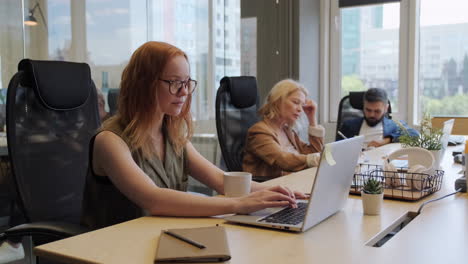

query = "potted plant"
[397, 113, 443, 168]
[361, 178, 384, 215]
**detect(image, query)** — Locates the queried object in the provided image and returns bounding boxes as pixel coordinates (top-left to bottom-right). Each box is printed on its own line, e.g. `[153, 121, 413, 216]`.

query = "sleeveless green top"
[81, 124, 188, 229]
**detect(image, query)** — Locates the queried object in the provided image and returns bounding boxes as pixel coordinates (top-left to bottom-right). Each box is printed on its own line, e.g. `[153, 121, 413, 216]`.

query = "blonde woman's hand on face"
[302, 99, 317, 125]
[232, 186, 299, 215]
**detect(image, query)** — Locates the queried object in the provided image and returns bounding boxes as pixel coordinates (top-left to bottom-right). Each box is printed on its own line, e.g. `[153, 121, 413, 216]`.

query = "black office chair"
[215, 76, 264, 180]
[0, 59, 99, 262]
[335, 91, 392, 141]
[107, 88, 120, 116]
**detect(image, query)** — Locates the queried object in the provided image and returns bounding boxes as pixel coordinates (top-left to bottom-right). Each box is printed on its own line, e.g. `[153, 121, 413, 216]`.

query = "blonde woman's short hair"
[258, 79, 308, 122]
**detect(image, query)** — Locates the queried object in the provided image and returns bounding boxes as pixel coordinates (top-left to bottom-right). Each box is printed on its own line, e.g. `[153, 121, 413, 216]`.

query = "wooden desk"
[35, 144, 468, 264]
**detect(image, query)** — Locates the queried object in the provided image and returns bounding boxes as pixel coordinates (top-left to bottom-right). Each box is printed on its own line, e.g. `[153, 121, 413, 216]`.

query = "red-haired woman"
[81, 42, 306, 229]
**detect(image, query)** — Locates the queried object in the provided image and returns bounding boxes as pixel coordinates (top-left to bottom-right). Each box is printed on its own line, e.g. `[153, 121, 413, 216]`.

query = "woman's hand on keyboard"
[232, 186, 299, 214]
[265, 185, 309, 200]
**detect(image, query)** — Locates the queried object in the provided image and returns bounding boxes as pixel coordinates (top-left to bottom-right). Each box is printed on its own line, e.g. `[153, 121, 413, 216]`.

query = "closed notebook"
[155, 226, 231, 263]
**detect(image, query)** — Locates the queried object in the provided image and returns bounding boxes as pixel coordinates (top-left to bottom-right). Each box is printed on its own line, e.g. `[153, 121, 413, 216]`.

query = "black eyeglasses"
[159, 79, 197, 95]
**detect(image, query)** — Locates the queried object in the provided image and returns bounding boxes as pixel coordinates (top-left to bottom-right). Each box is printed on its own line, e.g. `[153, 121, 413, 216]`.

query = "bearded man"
[338, 88, 418, 148]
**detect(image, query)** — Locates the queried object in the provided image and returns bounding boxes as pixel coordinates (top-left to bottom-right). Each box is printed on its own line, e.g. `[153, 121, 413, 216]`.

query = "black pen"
[163, 230, 206, 249]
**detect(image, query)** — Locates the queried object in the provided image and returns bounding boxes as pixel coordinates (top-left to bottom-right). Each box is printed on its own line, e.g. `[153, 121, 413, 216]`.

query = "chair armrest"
[2, 221, 90, 245]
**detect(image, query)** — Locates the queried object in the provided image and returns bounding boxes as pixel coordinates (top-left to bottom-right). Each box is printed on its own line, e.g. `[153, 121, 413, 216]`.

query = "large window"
[340, 3, 400, 111]
[418, 0, 468, 117]
[1, 0, 240, 122]
[329, 0, 468, 125]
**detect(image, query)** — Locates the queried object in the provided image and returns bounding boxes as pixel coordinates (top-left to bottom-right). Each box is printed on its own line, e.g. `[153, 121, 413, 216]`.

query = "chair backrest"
[107, 88, 120, 116]
[215, 76, 259, 171]
[6, 59, 100, 224]
[335, 91, 392, 140]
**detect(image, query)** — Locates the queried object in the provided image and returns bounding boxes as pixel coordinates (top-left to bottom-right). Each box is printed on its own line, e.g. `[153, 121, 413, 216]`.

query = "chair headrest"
[348, 90, 392, 114]
[18, 59, 92, 110]
[220, 76, 257, 108]
[349, 91, 365, 110]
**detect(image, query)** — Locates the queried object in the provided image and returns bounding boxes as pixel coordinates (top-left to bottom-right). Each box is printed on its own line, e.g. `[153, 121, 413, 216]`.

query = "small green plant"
[397, 113, 443, 150]
[362, 178, 383, 194]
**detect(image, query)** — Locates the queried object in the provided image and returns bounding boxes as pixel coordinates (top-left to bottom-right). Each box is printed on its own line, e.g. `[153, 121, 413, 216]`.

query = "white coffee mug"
[223, 171, 252, 197]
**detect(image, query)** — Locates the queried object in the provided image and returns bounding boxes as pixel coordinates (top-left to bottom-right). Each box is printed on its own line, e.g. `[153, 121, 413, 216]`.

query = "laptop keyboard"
[259, 203, 308, 225]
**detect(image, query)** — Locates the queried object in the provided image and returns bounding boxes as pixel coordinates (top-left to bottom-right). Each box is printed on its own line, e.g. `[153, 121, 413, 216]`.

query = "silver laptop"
[439, 119, 454, 159]
[225, 136, 365, 232]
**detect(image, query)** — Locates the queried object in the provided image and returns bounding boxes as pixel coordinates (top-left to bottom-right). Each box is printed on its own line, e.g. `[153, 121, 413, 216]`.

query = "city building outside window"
[340, 3, 400, 112]
[418, 0, 468, 117]
[329, 0, 468, 124]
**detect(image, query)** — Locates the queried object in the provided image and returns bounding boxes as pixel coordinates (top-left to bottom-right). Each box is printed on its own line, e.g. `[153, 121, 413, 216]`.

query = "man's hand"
[367, 138, 391, 148]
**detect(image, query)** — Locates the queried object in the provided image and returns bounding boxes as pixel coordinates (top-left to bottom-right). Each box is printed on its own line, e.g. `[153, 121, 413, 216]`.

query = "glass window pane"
[215, 0, 241, 84]
[87, 0, 148, 92]
[17, 0, 239, 121]
[24, 0, 148, 110]
[149, 0, 210, 119]
[340, 3, 400, 111]
[418, 0, 468, 117]
[148, 0, 240, 121]
[24, 0, 54, 60]
[0, 0, 23, 90]
[241, 17, 256, 76]
[0, 0, 23, 131]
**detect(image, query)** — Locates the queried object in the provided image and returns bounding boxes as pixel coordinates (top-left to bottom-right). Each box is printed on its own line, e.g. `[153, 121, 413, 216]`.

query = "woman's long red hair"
[103, 41, 193, 157]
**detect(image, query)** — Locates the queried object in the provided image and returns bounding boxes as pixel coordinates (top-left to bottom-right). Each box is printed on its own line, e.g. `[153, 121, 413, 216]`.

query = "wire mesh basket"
[350, 163, 444, 201]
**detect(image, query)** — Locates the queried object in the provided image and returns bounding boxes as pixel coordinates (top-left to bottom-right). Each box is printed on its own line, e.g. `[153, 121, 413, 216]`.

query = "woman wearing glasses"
[81, 41, 306, 229]
[242, 79, 325, 179]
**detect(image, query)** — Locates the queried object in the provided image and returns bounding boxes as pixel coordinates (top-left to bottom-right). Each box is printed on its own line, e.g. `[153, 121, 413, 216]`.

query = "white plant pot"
[361, 191, 384, 215]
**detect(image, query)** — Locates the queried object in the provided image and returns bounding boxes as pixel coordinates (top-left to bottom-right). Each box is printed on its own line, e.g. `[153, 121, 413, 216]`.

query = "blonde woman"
[80, 42, 307, 230]
[243, 79, 325, 179]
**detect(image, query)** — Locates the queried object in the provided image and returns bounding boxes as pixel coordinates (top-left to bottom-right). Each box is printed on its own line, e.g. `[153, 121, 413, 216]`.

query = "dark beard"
[364, 116, 383, 127]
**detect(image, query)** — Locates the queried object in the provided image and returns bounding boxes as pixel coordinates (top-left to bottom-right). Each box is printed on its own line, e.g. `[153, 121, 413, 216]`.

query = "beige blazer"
[242, 120, 324, 178]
